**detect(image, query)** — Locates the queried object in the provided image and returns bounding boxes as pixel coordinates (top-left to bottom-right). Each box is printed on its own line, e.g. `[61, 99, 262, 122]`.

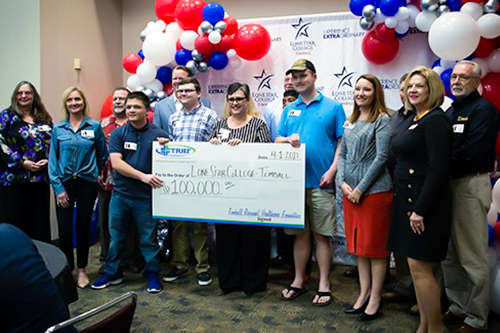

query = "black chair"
[45, 291, 137, 333]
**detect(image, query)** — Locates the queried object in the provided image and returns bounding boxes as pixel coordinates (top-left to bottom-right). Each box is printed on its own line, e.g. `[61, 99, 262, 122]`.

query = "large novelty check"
[152, 142, 305, 228]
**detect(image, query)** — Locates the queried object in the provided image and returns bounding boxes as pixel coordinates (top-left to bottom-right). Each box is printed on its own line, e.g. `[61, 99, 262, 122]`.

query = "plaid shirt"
[169, 104, 219, 142]
[99, 115, 126, 191]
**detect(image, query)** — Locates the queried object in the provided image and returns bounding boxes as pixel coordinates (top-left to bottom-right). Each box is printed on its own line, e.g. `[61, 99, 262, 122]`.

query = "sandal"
[312, 291, 332, 307]
[280, 285, 308, 301]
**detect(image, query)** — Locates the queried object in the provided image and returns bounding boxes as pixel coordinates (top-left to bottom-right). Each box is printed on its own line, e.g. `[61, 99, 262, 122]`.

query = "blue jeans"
[105, 192, 160, 276]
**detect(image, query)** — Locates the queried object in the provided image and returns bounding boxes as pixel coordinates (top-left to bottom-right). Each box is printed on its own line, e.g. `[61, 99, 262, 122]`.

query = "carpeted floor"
[69, 245, 500, 332]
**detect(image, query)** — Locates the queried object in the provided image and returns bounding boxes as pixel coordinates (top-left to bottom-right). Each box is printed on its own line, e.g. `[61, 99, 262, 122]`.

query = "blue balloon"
[208, 52, 229, 70]
[156, 66, 173, 85]
[202, 3, 225, 26]
[349, 0, 375, 17]
[138, 49, 144, 60]
[432, 58, 441, 68]
[395, 30, 409, 39]
[379, 0, 401, 17]
[489, 224, 495, 247]
[175, 49, 192, 66]
[448, 0, 461, 11]
[440, 68, 453, 92]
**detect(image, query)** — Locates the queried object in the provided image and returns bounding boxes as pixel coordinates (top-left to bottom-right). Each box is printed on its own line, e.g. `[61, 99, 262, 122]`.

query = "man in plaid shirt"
[163, 77, 218, 286]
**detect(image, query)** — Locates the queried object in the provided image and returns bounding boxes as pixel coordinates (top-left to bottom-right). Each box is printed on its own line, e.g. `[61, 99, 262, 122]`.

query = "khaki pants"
[171, 221, 210, 274]
[442, 174, 491, 329]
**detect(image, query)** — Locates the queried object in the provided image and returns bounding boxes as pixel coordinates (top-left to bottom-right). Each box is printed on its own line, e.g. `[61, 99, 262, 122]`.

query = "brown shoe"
[382, 291, 409, 303]
[442, 310, 465, 324]
[451, 324, 486, 333]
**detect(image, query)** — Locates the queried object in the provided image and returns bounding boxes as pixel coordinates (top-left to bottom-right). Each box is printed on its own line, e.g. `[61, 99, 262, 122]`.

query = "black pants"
[216, 224, 271, 294]
[56, 179, 98, 270]
[0, 182, 51, 243]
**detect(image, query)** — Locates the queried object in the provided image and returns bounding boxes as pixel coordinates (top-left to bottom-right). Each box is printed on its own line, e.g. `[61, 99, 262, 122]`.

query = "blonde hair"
[61, 86, 89, 119]
[222, 82, 260, 119]
[349, 74, 390, 123]
[404, 66, 444, 112]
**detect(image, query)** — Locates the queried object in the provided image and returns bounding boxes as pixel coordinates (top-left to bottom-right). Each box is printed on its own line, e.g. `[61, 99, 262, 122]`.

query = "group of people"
[0, 58, 498, 333]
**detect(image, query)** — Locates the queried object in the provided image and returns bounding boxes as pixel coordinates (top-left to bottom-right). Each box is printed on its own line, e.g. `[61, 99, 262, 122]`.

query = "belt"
[449, 172, 486, 180]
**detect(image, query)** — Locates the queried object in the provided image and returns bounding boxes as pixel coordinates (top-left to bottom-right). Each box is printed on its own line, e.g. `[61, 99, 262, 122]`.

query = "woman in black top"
[0, 82, 52, 242]
[387, 67, 452, 333]
[209, 82, 272, 295]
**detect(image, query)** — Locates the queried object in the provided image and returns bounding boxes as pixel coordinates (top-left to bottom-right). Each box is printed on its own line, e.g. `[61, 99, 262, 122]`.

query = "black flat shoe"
[359, 302, 382, 321]
[344, 297, 370, 314]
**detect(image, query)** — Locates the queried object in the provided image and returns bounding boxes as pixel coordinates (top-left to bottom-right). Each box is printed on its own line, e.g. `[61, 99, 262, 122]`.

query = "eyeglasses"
[176, 89, 196, 94]
[450, 74, 479, 82]
[227, 97, 246, 103]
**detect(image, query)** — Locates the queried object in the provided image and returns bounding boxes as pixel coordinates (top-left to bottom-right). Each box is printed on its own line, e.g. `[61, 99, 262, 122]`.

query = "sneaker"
[163, 266, 188, 282]
[90, 272, 123, 290]
[146, 273, 163, 293]
[197, 272, 212, 286]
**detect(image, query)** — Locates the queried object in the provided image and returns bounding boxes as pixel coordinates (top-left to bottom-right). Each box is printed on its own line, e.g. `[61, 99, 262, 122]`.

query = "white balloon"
[142, 33, 177, 66]
[165, 22, 184, 41]
[385, 17, 398, 29]
[488, 203, 499, 226]
[226, 49, 237, 59]
[440, 59, 456, 69]
[179, 30, 198, 51]
[136, 61, 157, 83]
[155, 20, 167, 32]
[374, 8, 387, 24]
[491, 262, 500, 314]
[477, 14, 500, 39]
[489, 247, 498, 270]
[395, 7, 411, 21]
[197, 26, 204, 36]
[229, 57, 242, 69]
[407, 4, 420, 28]
[395, 20, 410, 34]
[460, 2, 484, 21]
[493, 179, 500, 212]
[472, 57, 490, 78]
[478, 83, 484, 95]
[433, 66, 445, 76]
[488, 50, 500, 73]
[126, 74, 142, 91]
[428, 12, 481, 61]
[208, 31, 222, 44]
[145, 79, 163, 93]
[415, 10, 437, 32]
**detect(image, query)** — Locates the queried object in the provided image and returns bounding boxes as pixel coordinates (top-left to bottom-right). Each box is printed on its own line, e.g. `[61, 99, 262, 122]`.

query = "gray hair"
[456, 60, 482, 78]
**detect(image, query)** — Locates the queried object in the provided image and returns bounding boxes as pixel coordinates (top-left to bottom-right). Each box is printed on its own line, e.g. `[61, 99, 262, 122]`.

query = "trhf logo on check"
[289, 18, 316, 54]
[156, 145, 196, 157]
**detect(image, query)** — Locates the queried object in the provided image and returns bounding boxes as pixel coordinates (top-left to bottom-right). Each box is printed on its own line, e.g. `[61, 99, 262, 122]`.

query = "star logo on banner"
[292, 18, 312, 40]
[254, 70, 274, 91]
[334, 67, 356, 89]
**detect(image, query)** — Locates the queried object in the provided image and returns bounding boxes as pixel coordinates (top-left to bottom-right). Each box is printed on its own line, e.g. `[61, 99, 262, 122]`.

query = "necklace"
[414, 109, 431, 121]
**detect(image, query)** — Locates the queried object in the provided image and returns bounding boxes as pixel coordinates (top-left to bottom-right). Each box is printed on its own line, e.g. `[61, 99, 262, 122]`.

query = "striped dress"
[209, 116, 272, 143]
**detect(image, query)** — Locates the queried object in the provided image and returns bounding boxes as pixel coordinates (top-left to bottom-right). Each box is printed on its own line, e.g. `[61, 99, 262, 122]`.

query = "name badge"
[124, 142, 137, 151]
[39, 124, 52, 132]
[219, 128, 230, 140]
[289, 110, 302, 117]
[81, 130, 94, 138]
[453, 124, 464, 133]
[343, 122, 355, 129]
[408, 124, 418, 130]
[457, 116, 468, 121]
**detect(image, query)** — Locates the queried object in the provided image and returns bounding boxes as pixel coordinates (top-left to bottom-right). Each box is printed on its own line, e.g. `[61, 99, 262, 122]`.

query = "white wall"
[0, 0, 41, 107]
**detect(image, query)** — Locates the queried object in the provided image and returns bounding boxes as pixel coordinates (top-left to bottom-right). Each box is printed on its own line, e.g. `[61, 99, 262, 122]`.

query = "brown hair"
[9, 81, 51, 124]
[177, 77, 201, 93]
[349, 74, 390, 123]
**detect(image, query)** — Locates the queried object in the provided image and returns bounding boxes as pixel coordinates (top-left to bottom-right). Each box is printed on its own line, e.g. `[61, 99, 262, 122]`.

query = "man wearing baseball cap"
[277, 59, 346, 306]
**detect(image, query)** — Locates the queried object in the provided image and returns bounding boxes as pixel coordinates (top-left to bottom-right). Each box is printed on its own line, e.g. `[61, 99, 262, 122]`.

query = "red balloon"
[100, 94, 113, 120]
[362, 31, 399, 65]
[147, 110, 154, 122]
[163, 82, 174, 96]
[155, 0, 180, 24]
[215, 35, 233, 53]
[195, 35, 215, 54]
[474, 37, 500, 58]
[495, 221, 500, 241]
[482, 73, 500, 111]
[375, 24, 395, 41]
[174, 0, 206, 31]
[223, 17, 239, 36]
[176, 39, 183, 50]
[123, 53, 143, 74]
[233, 24, 271, 61]
[462, 0, 485, 4]
[496, 130, 500, 157]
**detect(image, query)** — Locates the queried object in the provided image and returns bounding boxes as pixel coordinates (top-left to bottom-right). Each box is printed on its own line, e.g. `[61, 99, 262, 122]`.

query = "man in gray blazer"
[153, 65, 211, 135]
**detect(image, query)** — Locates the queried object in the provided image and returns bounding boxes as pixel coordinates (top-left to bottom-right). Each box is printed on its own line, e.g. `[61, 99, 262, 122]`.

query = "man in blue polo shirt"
[91, 92, 168, 293]
[277, 59, 345, 306]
